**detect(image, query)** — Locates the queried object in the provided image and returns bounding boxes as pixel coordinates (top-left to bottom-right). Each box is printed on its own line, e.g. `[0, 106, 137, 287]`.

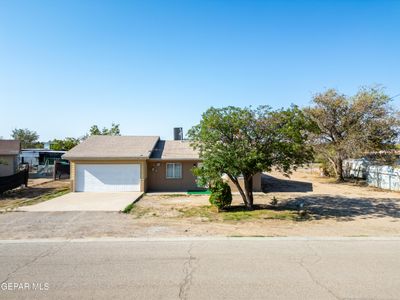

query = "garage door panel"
[76, 164, 140, 192]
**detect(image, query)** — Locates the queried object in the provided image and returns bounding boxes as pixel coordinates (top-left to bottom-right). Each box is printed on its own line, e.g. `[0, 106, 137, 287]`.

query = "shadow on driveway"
[262, 174, 313, 193]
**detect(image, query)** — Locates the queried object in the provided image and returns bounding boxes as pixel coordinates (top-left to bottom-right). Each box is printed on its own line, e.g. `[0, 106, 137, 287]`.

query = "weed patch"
[129, 205, 154, 218]
[122, 203, 135, 214]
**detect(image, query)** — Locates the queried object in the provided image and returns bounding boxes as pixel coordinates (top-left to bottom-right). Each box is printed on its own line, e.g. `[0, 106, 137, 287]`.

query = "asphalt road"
[1, 238, 400, 299]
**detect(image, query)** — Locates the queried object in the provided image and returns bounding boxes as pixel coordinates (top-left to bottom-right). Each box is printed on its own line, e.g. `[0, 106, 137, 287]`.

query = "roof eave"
[148, 157, 201, 161]
[62, 156, 149, 161]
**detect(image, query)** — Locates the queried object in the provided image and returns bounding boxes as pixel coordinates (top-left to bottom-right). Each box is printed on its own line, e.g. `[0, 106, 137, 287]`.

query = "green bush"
[209, 180, 232, 210]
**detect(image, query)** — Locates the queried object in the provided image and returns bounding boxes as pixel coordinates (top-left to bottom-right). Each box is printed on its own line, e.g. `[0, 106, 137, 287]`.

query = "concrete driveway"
[17, 192, 142, 212]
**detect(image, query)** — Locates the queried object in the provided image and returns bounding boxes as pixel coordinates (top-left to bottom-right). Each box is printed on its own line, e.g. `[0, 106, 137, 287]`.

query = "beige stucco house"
[0, 140, 21, 177]
[63, 135, 261, 193]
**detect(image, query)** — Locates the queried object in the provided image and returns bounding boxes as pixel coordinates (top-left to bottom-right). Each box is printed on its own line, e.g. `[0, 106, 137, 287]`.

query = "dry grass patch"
[130, 205, 159, 218]
[222, 208, 298, 221]
[179, 205, 301, 222]
[130, 202, 303, 222]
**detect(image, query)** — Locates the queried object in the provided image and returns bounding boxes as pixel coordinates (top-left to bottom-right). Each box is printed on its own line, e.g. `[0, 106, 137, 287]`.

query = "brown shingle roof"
[150, 140, 199, 160]
[63, 136, 160, 160]
[0, 140, 21, 155]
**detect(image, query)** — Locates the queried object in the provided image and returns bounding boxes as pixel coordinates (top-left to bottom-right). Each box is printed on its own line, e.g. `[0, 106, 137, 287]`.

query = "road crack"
[0, 242, 69, 284]
[298, 242, 341, 300]
[178, 242, 196, 300]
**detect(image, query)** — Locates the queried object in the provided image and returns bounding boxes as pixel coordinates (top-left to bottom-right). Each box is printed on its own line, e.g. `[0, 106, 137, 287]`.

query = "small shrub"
[270, 196, 278, 206]
[209, 180, 232, 211]
[318, 159, 335, 177]
[297, 209, 310, 220]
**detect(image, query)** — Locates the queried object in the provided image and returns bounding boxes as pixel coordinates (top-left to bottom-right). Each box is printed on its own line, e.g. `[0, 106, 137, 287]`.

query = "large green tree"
[304, 87, 399, 181]
[11, 128, 41, 148]
[51, 137, 80, 151]
[188, 106, 313, 210]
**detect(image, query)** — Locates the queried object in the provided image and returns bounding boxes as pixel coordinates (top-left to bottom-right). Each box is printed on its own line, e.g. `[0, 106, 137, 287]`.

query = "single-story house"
[0, 140, 21, 177]
[62, 135, 261, 193]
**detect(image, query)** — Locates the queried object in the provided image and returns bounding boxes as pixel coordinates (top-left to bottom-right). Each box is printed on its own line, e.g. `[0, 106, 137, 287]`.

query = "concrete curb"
[1, 236, 400, 243]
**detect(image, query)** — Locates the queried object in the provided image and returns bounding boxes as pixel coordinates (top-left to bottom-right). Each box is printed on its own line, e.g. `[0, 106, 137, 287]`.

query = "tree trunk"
[326, 155, 344, 181]
[336, 157, 344, 182]
[243, 175, 254, 210]
[327, 156, 338, 178]
[227, 174, 248, 207]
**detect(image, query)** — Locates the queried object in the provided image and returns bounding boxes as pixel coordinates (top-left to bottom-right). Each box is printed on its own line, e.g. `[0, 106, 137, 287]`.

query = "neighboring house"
[20, 149, 66, 167]
[0, 140, 21, 177]
[226, 173, 262, 193]
[63, 135, 262, 193]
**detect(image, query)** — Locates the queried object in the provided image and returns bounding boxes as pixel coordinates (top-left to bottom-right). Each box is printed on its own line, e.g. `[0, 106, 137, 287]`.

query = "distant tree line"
[8, 123, 121, 151]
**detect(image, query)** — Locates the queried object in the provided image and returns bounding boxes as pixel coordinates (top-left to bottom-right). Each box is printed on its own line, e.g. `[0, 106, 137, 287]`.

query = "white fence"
[343, 159, 369, 179]
[367, 165, 400, 192]
[343, 159, 400, 191]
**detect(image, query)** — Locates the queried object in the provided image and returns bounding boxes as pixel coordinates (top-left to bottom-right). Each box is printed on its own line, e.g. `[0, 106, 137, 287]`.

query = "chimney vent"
[173, 127, 183, 140]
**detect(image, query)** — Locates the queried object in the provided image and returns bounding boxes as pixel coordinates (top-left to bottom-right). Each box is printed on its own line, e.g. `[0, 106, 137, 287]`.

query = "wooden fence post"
[24, 164, 29, 187]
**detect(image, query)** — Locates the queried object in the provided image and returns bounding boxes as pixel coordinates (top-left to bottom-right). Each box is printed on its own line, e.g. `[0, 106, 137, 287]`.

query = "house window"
[166, 163, 182, 179]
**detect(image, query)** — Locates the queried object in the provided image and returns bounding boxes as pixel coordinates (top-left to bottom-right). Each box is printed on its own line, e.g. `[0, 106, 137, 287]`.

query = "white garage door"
[76, 164, 140, 192]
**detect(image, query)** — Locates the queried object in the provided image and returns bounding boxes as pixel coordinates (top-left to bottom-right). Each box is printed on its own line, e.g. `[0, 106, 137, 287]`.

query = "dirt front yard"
[0, 170, 399, 239]
[126, 169, 400, 237]
[0, 179, 70, 212]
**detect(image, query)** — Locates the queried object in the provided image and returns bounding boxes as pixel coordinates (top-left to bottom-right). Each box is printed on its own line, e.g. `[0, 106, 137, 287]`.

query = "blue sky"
[1, 0, 399, 141]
